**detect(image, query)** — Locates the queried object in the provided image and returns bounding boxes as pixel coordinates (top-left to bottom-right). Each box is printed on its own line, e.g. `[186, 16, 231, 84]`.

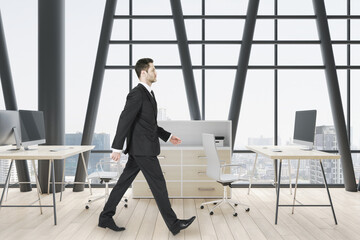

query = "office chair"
[200, 133, 250, 217]
[85, 157, 128, 209]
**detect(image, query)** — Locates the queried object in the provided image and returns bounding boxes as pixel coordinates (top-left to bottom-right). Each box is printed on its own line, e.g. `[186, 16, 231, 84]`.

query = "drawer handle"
[197, 156, 207, 159]
[158, 156, 166, 159]
[198, 187, 215, 191]
[197, 171, 206, 175]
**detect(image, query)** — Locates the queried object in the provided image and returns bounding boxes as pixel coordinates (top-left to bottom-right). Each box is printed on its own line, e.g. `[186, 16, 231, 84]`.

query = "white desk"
[0, 145, 94, 225]
[246, 145, 340, 225]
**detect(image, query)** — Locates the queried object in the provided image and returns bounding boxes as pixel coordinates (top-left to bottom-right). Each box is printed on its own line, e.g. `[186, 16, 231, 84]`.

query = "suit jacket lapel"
[138, 84, 157, 119]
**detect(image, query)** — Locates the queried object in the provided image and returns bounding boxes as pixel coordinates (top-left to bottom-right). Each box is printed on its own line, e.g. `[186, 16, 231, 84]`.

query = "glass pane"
[278, 45, 322, 65]
[185, 20, 202, 40]
[278, 20, 318, 40]
[205, 0, 247, 15]
[111, 20, 129, 40]
[350, 20, 360, 40]
[205, 70, 235, 120]
[115, 0, 129, 15]
[249, 45, 274, 65]
[133, 0, 171, 15]
[328, 20, 347, 40]
[133, 20, 175, 40]
[254, 20, 274, 40]
[324, 0, 347, 15]
[333, 45, 347, 66]
[133, 45, 180, 65]
[350, 45, 360, 65]
[236, 71, 274, 150]
[351, 71, 360, 150]
[189, 44, 202, 66]
[181, 0, 201, 15]
[205, 20, 244, 40]
[278, 0, 314, 15]
[258, 0, 274, 15]
[205, 45, 240, 65]
[351, 0, 360, 15]
[107, 45, 129, 65]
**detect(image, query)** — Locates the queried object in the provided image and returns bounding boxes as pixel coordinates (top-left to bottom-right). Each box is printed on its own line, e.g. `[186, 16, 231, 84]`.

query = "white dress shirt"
[112, 82, 172, 153]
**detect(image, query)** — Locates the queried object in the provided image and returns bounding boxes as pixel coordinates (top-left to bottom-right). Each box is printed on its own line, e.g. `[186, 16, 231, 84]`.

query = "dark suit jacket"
[111, 83, 171, 156]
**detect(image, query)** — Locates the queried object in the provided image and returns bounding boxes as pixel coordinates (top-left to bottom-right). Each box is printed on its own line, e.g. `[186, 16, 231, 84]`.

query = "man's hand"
[111, 152, 121, 161]
[170, 135, 182, 145]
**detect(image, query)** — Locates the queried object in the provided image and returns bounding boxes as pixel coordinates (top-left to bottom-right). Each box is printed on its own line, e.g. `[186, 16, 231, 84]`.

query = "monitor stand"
[7, 127, 21, 151]
[300, 146, 313, 151]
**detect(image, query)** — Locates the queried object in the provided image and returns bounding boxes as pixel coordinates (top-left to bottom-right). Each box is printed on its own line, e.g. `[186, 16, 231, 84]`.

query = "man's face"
[145, 63, 157, 83]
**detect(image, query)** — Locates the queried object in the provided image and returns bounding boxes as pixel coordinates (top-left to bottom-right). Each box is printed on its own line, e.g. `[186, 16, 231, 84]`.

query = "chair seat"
[88, 171, 118, 180]
[218, 174, 240, 183]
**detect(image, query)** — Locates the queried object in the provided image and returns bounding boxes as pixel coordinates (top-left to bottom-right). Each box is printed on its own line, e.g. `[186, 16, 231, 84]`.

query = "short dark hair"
[135, 58, 153, 78]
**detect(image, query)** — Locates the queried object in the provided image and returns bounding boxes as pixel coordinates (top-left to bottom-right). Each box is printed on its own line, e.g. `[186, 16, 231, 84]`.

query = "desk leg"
[292, 159, 300, 214]
[248, 153, 258, 195]
[0, 159, 14, 208]
[288, 160, 292, 195]
[51, 159, 57, 225]
[319, 160, 337, 225]
[81, 152, 92, 195]
[60, 159, 66, 202]
[31, 160, 43, 214]
[275, 159, 282, 225]
[47, 160, 51, 195]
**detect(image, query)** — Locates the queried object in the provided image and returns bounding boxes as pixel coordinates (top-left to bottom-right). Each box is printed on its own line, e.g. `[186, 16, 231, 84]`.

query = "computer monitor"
[0, 110, 22, 149]
[19, 110, 46, 150]
[293, 110, 317, 150]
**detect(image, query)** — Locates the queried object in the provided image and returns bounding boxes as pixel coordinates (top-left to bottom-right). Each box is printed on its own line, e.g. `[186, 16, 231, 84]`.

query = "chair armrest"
[220, 164, 242, 168]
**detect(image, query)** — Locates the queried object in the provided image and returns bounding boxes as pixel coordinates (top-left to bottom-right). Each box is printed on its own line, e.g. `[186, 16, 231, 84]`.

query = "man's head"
[135, 58, 157, 85]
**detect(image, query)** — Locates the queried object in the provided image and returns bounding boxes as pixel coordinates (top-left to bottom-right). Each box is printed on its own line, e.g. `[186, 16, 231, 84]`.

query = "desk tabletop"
[246, 145, 340, 160]
[0, 145, 95, 160]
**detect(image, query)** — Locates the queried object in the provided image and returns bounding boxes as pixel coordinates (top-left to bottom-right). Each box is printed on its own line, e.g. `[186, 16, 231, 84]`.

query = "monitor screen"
[19, 110, 46, 149]
[293, 110, 317, 147]
[0, 110, 21, 148]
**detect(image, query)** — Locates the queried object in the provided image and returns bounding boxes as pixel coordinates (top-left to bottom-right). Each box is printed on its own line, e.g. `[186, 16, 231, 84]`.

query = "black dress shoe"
[171, 216, 196, 235]
[98, 218, 125, 232]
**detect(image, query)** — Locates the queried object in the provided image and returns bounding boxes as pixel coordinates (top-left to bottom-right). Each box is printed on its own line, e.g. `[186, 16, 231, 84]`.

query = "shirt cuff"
[112, 148, 122, 153]
[167, 134, 172, 142]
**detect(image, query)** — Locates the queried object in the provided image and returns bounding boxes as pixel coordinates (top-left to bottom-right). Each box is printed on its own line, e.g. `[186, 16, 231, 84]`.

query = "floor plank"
[1, 188, 359, 240]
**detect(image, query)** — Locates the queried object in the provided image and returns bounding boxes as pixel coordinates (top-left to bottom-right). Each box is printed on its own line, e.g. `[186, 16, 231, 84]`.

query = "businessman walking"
[98, 58, 196, 235]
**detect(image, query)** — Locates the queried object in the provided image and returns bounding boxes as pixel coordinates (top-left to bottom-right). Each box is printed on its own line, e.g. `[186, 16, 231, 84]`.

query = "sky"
[0, 0, 360, 151]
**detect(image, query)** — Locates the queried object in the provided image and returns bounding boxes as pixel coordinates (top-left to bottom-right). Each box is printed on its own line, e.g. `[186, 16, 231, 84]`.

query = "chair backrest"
[202, 133, 221, 181]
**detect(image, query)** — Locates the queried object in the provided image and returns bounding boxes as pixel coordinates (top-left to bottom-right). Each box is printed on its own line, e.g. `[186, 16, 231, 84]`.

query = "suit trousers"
[99, 154, 179, 230]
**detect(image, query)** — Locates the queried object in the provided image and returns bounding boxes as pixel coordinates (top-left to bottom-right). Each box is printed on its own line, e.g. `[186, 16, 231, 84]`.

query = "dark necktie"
[150, 90, 155, 100]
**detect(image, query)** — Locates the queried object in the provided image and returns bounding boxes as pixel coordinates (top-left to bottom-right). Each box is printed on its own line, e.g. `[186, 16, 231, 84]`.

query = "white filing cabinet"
[132, 147, 231, 198]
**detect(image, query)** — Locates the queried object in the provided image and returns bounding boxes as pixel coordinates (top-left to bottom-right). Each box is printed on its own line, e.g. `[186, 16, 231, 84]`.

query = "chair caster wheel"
[88, 200, 91, 202]
[124, 204, 128, 208]
[124, 199, 128, 202]
[213, 203, 217, 205]
[245, 208, 250, 212]
[200, 205, 204, 209]
[85, 205, 89, 209]
[234, 204, 238, 206]
[210, 211, 214, 215]
[233, 213, 238, 217]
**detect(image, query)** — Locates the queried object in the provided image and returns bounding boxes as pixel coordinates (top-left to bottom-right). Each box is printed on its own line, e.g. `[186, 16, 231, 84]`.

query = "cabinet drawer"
[182, 150, 230, 165]
[183, 182, 231, 197]
[183, 166, 212, 180]
[135, 166, 181, 181]
[158, 150, 181, 165]
[132, 181, 181, 198]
